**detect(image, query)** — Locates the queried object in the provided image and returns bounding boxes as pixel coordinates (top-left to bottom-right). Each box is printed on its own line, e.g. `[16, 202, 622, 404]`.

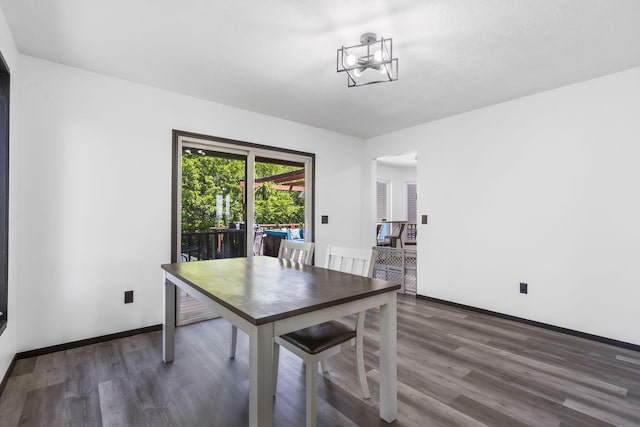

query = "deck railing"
[181, 224, 304, 261]
[181, 229, 246, 260]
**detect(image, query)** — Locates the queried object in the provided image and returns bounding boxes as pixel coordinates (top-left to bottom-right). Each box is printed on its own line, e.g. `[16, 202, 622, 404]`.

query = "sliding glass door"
[172, 131, 314, 324]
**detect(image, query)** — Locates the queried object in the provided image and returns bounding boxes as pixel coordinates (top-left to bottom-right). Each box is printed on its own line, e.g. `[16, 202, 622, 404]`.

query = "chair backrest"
[278, 240, 315, 265]
[323, 245, 374, 278]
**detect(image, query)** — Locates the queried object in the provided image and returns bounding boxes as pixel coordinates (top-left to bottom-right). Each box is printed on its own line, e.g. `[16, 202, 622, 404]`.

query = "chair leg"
[355, 313, 371, 400]
[305, 360, 318, 427]
[273, 342, 280, 396]
[356, 339, 370, 399]
[230, 325, 237, 358]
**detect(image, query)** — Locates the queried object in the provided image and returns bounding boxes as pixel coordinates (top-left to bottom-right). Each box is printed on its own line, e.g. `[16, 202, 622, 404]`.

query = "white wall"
[366, 67, 640, 346]
[0, 8, 19, 381]
[15, 55, 365, 352]
[376, 163, 416, 222]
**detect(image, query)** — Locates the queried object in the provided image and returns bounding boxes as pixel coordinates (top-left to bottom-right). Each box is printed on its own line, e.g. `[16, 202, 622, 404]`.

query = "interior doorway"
[376, 152, 417, 247]
[374, 152, 417, 294]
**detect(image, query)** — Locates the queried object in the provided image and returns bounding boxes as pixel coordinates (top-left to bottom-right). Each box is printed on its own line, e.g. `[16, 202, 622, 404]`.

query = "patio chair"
[273, 245, 373, 427]
[252, 227, 264, 256]
[378, 222, 405, 248]
[387, 222, 405, 248]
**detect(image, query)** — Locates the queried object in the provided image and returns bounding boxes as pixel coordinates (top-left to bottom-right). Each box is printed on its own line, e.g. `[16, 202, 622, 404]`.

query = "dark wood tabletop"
[162, 257, 400, 326]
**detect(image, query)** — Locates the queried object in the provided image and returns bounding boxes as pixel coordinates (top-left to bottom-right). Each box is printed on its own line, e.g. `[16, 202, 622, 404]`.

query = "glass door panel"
[254, 157, 306, 257]
[181, 147, 247, 260]
[179, 145, 247, 324]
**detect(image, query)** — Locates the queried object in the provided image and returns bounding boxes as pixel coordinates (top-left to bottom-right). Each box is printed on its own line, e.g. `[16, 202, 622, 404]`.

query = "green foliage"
[181, 155, 305, 230]
[255, 162, 294, 178]
[182, 155, 245, 230]
[254, 182, 305, 225]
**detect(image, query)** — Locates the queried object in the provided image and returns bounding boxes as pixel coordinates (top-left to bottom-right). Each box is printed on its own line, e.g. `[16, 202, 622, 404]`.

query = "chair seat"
[280, 320, 356, 354]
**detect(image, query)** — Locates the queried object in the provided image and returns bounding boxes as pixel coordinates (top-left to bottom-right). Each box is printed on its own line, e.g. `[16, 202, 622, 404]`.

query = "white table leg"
[249, 323, 274, 427]
[163, 278, 176, 363]
[305, 359, 318, 427]
[379, 293, 397, 422]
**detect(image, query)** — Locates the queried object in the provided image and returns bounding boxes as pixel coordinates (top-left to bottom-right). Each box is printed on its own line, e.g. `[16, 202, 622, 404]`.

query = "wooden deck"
[178, 289, 218, 325]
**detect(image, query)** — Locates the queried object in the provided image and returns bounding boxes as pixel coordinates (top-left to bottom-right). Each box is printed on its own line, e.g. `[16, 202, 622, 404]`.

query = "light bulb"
[354, 68, 362, 77]
[373, 50, 383, 62]
[345, 54, 357, 67]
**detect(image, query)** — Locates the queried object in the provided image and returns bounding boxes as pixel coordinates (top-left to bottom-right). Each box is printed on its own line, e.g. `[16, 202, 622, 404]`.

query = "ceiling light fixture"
[337, 33, 398, 87]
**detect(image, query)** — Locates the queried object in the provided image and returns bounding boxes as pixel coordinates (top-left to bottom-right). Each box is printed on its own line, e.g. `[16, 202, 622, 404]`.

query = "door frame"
[0, 51, 8, 336]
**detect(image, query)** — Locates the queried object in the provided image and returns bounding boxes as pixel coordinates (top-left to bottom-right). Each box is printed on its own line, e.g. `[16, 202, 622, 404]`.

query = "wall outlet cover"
[124, 290, 134, 303]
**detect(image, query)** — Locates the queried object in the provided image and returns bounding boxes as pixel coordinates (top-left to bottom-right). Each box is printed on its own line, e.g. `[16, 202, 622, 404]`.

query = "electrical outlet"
[519, 283, 528, 294]
[124, 290, 134, 304]
[321, 215, 328, 224]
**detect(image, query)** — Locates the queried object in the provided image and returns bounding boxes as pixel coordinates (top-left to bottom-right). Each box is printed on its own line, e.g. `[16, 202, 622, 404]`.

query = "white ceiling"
[2, 0, 640, 139]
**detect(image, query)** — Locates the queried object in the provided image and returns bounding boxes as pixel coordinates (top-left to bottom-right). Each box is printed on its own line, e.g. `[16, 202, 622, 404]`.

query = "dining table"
[161, 256, 400, 427]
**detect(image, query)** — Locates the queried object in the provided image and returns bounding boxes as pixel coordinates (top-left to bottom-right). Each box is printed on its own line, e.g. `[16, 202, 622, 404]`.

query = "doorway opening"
[374, 152, 417, 294]
[375, 152, 417, 248]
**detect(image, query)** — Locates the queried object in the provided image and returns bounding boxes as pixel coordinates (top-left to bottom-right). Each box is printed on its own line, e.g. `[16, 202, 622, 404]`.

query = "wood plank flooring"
[178, 290, 217, 325]
[1, 295, 639, 426]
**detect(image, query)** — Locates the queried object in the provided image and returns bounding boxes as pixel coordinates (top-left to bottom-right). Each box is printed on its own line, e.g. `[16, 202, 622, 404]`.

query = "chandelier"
[336, 33, 398, 87]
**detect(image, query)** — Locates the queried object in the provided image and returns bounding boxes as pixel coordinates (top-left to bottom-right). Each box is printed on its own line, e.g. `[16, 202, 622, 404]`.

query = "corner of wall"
[0, 2, 20, 383]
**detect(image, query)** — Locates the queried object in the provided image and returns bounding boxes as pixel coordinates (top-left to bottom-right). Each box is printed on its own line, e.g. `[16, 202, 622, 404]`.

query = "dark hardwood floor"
[1, 295, 639, 426]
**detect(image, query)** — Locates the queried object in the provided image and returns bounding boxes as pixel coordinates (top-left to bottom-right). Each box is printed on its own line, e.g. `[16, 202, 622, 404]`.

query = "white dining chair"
[273, 245, 373, 427]
[277, 240, 315, 264]
[229, 240, 316, 359]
